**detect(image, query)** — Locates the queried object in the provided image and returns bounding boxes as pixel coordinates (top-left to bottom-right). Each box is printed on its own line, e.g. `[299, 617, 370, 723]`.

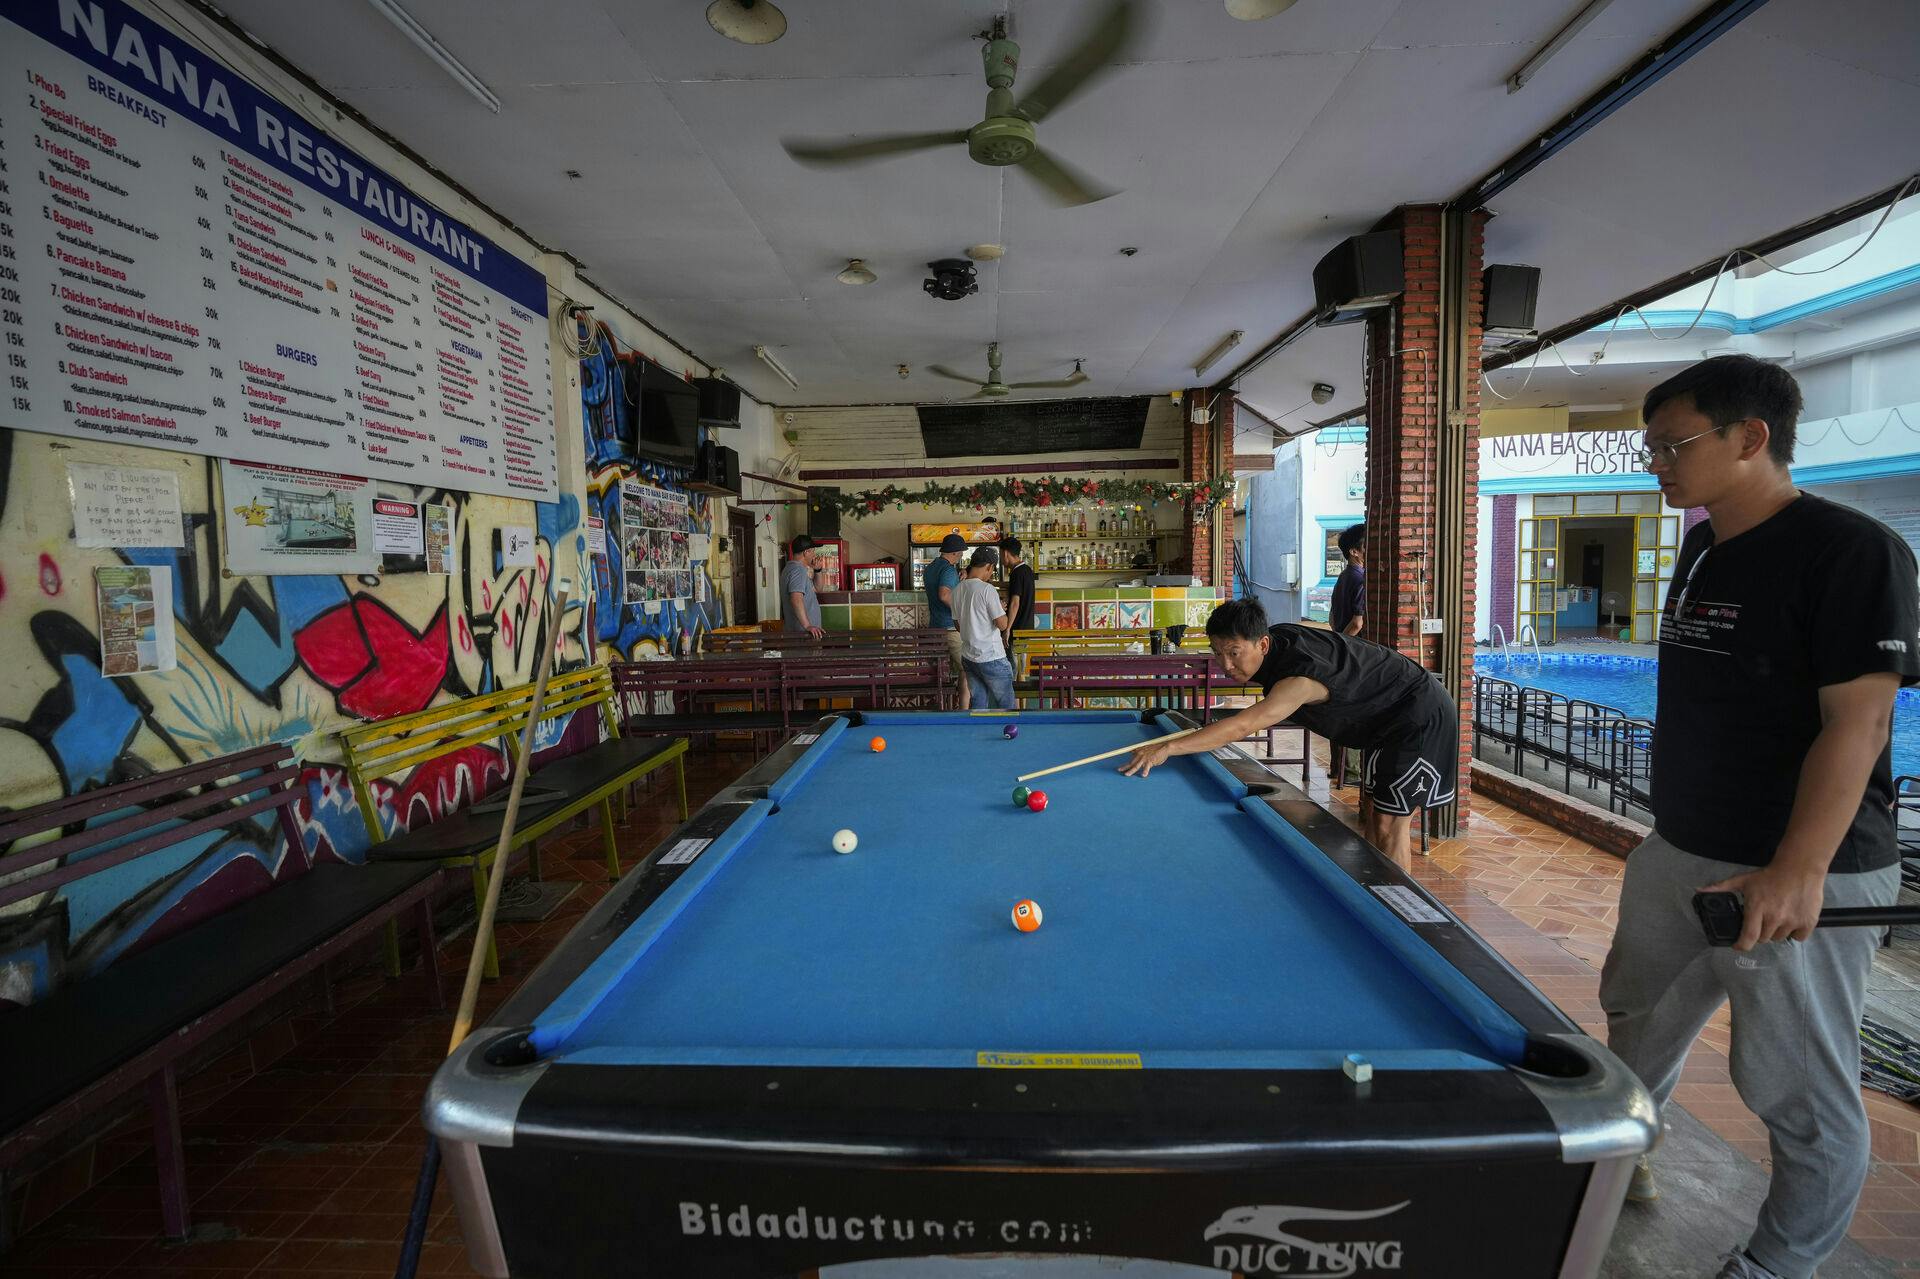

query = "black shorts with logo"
[1359, 682, 1458, 816]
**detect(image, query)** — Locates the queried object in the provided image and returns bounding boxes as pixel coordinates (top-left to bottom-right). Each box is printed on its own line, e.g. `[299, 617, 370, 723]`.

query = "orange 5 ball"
[869, 737, 887, 752]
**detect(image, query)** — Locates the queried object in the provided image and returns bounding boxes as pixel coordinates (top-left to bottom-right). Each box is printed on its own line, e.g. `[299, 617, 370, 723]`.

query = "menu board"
[0, 0, 557, 499]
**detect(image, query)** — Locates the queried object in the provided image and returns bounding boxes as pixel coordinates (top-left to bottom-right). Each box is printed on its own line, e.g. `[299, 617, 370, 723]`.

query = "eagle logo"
[1203, 1201, 1411, 1277]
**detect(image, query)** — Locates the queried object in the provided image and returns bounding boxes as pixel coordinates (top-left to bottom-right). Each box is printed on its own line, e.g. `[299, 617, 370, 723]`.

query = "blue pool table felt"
[529, 713, 1525, 1071]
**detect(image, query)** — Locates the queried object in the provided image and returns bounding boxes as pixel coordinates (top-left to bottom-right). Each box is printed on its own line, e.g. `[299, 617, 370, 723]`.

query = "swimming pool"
[1473, 653, 1920, 780]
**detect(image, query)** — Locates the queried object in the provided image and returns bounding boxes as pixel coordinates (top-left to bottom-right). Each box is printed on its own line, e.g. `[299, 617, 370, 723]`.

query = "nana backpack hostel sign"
[1483, 429, 1643, 480]
[0, 0, 557, 499]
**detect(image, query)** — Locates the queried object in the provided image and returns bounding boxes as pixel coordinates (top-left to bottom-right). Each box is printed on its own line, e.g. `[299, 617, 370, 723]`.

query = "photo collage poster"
[620, 478, 692, 604]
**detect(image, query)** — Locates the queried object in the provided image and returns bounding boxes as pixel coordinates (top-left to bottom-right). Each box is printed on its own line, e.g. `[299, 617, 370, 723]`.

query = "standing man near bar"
[1599, 355, 1918, 1279]
[782, 535, 825, 638]
[1002, 538, 1036, 654]
[926, 533, 969, 710]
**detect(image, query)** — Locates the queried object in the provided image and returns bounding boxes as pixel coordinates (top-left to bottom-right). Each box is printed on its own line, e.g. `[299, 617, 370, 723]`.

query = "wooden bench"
[0, 744, 445, 1241]
[340, 666, 687, 978]
[1028, 654, 1215, 712]
[701, 627, 951, 656]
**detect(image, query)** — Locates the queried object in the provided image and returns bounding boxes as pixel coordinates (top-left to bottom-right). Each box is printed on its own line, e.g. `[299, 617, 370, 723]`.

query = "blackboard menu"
[918, 397, 1149, 458]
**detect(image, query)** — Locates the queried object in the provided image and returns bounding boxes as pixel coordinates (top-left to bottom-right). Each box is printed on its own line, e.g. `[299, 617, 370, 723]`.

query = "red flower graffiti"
[296, 596, 451, 720]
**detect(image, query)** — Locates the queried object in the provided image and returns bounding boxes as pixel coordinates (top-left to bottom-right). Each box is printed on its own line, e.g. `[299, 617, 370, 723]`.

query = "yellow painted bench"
[339, 665, 687, 977]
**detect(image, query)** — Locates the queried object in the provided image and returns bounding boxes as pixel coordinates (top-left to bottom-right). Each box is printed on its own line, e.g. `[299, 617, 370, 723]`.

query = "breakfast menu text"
[0, 0, 557, 499]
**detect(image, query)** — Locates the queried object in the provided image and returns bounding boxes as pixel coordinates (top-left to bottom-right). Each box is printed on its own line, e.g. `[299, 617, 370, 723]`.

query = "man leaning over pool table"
[1121, 598, 1456, 865]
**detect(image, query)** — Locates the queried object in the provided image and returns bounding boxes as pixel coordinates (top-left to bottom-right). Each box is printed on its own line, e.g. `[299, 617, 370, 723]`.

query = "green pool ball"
[1012, 786, 1032, 808]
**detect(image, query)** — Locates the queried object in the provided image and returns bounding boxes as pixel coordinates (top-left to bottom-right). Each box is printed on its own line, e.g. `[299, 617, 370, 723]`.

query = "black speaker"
[696, 377, 741, 428]
[1482, 264, 1541, 334]
[807, 486, 840, 538]
[1312, 230, 1404, 326]
[689, 441, 742, 496]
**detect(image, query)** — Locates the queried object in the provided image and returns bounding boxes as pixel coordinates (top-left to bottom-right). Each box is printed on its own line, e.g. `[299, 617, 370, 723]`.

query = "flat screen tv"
[631, 359, 699, 464]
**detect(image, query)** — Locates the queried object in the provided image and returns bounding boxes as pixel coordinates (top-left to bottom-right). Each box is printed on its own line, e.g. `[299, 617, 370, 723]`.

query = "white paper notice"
[659, 838, 712, 866]
[95, 565, 176, 676]
[1369, 885, 1449, 926]
[69, 465, 185, 549]
[688, 533, 712, 561]
[372, 499, 425, 555]
[588, 515, 608, 560]
[502, 525, 536, 566]
[424, 504, 453, 574]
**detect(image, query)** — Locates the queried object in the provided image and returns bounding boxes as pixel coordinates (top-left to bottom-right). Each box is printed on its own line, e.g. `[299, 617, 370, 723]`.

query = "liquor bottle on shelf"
[1097, 515, 1108, 534]
[1077, 511, 1088, 535]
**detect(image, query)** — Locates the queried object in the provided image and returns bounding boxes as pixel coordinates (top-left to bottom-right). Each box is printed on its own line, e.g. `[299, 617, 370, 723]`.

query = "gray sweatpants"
[1599, 831, 1899, 1279]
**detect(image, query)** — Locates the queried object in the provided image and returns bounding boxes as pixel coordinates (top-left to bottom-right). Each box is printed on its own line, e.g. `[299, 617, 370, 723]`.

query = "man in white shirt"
[952, 546, 1015, 709]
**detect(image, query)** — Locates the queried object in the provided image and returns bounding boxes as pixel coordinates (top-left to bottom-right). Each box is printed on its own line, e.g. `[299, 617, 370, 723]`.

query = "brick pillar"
[1182, 389, 1236, 587]
[1683, 505, 1709, 535]
[1363, 206, 1439, 661]
[1362, 204, 1488, 827]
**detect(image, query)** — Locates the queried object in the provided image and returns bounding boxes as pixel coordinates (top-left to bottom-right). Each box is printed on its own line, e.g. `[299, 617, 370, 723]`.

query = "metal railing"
[1490, 624, 1510, 661]
[1473, 675, 1654, 817]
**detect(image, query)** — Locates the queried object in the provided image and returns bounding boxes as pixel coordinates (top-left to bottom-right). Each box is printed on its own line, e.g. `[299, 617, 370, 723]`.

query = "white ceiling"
[209, 0, 1920, 410]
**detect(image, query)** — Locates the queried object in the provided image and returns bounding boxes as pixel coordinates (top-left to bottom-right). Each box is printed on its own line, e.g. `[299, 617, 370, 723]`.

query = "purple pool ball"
[1003, 724, 1019, 740]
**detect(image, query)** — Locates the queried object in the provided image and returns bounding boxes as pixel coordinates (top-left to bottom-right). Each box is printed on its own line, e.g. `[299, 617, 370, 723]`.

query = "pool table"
[428, 710, 1655, 1278]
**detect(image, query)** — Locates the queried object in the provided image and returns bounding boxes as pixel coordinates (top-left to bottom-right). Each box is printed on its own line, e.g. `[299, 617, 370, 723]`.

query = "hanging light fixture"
[365, 0, 500, 112]
[707, 0, 787, 44]
[836, 259, 877, 286]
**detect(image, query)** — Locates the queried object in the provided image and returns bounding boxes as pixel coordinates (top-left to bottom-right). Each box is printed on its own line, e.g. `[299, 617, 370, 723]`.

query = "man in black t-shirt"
[1329, 523, 1366, 637]
[1597, 355, 1919, 1279]
[1120, 598, 1455, 864]
[1002, 538, 1037, 651]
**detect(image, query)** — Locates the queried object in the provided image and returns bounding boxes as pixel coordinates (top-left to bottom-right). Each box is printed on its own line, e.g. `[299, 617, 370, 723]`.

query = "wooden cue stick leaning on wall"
[1015, 728, 1195, 783]
[448, 576, 573, 1051]
[394, 577, 572, 1279]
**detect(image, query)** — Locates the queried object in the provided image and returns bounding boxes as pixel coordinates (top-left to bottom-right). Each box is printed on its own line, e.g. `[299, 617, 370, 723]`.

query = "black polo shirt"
[1651, 494, 1919, 872]
[1330, 563, 1366, 632]
[1250, 624, 1436, 747]
[1006, 560, 1037, 632]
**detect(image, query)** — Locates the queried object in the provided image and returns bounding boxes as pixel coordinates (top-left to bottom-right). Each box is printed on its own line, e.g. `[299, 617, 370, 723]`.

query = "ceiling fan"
[780, 0, 1138, 207]
[929, 343, 1088, 398]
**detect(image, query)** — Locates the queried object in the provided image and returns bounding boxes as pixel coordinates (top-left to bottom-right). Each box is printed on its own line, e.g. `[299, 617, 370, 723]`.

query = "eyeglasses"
[1634, 426, 1726, 470]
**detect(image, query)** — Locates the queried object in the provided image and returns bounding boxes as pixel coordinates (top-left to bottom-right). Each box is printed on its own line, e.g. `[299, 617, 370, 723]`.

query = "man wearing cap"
[782, 535, 825, 638]
[926, 533, 970, 709]
[953, 546, 1015, 709]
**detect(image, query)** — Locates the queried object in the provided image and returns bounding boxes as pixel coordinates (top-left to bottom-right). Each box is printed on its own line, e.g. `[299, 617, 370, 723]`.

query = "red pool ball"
[1025, 789, 1048, 812]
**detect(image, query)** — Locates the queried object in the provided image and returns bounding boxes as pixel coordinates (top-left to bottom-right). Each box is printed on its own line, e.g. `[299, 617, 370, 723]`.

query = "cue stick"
[447, 575, 573, 1052]
[1015, 727, 1197, 782]
[395, 578, 572, 1279]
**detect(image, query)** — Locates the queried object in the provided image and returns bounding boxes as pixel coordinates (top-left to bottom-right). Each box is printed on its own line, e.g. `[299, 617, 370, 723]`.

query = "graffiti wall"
[579, 322, 726, 662]
[0, 427, 587, 1008]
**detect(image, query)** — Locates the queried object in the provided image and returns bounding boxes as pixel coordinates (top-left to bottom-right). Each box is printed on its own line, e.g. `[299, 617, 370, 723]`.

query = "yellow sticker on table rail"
[976, 1051, 1143, 1070]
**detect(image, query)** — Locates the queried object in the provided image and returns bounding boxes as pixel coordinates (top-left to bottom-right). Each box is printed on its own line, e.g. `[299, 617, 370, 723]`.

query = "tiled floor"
[5, 742, 1919, 1276]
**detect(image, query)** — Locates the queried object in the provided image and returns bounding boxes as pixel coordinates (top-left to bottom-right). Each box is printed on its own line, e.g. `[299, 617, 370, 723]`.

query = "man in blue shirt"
[925, 533, 968, 709]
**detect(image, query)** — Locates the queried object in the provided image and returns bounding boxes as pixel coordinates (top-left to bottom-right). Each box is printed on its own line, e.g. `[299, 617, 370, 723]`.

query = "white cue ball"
[831, 829, 858, 854]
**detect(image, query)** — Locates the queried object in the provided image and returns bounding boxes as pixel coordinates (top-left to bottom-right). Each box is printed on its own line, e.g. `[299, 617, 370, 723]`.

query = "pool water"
[1474, 653, 1920, 780]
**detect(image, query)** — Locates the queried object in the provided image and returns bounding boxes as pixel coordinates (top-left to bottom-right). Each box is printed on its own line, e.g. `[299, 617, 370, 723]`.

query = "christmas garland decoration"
[826, 474, 1237, 520]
